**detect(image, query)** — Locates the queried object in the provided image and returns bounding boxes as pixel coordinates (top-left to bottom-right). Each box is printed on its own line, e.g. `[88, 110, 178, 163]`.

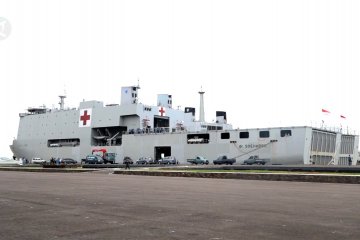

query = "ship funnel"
[185, 107, 196, 121]
[216, 111, 227, 124]
[199, 87, 205, 122]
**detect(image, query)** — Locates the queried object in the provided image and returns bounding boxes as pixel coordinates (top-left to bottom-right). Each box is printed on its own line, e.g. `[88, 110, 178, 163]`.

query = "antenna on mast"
[137, 78, 141, 89]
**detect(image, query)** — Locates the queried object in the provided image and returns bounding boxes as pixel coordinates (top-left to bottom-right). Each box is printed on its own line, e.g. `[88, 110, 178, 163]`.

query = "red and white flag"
[322, 109, 330, 113]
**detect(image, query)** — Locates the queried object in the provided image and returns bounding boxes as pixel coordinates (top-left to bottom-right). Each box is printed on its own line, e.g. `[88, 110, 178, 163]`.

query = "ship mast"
[198, 86, 205, 122]
[58, 95, 66, 110]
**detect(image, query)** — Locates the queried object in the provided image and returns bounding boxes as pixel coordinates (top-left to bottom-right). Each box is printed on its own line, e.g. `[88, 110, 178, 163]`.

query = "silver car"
[136, 157, 153, 164]
[159, 156, 178, 165]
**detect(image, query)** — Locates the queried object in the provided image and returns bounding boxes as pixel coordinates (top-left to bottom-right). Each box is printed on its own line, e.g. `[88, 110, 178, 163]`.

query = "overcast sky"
[1, 0, 359, 157]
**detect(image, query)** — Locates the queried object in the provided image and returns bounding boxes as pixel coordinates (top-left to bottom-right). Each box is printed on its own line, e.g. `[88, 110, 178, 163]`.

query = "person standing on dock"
[125, 161, 130, 170]
[348, 155, 352, 166]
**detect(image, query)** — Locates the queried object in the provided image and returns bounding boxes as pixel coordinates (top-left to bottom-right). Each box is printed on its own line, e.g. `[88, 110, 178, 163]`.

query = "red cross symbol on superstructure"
[159, 107, 165, 116]
[80, 110, 91, 125]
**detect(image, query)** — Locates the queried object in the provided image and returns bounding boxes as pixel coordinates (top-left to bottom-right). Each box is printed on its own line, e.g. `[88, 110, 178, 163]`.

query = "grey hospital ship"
[10, 85, 359, 165]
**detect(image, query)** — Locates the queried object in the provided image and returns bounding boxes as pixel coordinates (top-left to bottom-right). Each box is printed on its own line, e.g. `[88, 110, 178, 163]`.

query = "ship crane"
[107, 132, 121, 146]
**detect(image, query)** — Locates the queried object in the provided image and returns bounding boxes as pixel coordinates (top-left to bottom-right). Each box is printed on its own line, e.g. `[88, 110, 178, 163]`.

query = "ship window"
[239, 131, 249, 138]
[48, 138, 80, 147]
[205, 125, 223, 130]
[281, 130, 292, 137]
[259, 131, 270, 138]
[221, 132, 230, 139]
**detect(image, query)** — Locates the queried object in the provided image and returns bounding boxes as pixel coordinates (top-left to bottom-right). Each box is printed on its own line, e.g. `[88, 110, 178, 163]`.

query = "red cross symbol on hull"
[79, 109, 92, 127]
[80, 110, 90, 125]
[158, 107, 166, 116]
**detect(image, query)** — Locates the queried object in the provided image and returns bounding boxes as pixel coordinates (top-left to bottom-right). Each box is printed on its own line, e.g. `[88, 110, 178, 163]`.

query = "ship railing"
[310, 121, 358, 135]
[126, 127, 188, 135]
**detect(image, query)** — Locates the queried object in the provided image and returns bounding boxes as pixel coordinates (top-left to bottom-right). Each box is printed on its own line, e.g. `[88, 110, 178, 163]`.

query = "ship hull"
[11, 86, 359, 165]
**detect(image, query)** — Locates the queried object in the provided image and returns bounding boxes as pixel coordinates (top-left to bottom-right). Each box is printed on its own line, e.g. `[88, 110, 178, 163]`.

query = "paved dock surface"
[0, 171, 359, 240]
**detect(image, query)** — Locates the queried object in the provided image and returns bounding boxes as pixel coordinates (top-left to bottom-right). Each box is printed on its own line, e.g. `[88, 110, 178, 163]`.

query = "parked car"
[59, 158, 78, 165]
[213, 155, 236, 165]
[159, 156, 178, 165]
[31, 157, 46, 164]
[243, 155, 269, 165]
[136, 157, 153, 164]
[148, 158, 160, 164]
[84, 155, 104, 164]
[187, 156, 209, 165]
[123, 156, 134, 164]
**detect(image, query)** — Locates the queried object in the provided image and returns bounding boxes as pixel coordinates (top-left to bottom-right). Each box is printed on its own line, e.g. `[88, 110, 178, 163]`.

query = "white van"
[31, 157, 46, 164]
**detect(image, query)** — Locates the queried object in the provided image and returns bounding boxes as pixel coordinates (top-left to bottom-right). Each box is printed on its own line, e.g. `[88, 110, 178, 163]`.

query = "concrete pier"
[0, 171, 359, 239]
